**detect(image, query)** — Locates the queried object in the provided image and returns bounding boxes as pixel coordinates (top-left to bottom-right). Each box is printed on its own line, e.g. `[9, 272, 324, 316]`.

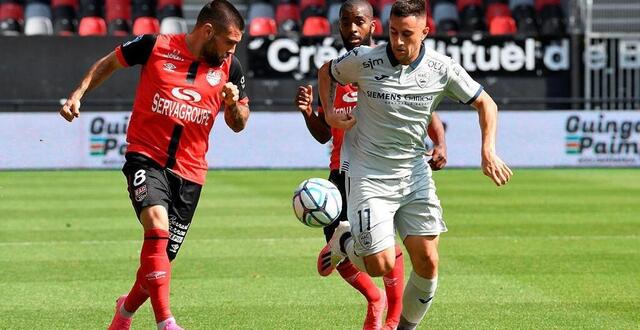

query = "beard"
[341, 32, 372, 51]
[202, 48, 226, 67]
[202, 54, 227, 66]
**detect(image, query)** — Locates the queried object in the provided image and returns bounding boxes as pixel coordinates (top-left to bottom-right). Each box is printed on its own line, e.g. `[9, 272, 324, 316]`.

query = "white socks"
[399, 271, 438, 329]
[119, 305, 134, 319]
[157, 316, 176, 330]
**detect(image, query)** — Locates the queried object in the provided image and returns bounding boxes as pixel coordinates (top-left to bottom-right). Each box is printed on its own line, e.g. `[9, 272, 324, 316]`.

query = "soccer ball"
[292, 178, 342, 228]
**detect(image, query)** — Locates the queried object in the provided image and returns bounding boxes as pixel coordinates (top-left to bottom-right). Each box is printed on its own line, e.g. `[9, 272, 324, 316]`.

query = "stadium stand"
[433, 0, 459, 35]
[302, 15, 330, 36]
[249, 16, 276, 36]
[0, 0, 574, 37]
[24, 1, 53, 35]
[132, 15, 158, 34]
[0, 1, 24, 35]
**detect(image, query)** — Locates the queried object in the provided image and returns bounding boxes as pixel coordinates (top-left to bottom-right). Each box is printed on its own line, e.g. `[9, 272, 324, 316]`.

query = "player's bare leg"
[397, 235, 439, 330]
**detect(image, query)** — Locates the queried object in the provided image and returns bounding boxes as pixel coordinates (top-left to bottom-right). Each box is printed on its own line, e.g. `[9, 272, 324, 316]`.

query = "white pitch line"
[0, 235, 638, 247]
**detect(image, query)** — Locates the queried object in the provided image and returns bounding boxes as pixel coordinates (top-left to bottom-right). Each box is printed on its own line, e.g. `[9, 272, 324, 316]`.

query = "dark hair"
[196, 0, 245, 31]
[390, 0, 426, 18]
[340, 0, 373, 18]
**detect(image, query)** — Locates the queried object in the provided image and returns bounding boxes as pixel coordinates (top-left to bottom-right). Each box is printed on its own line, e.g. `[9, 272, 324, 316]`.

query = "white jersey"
[331, 43, 482, 178]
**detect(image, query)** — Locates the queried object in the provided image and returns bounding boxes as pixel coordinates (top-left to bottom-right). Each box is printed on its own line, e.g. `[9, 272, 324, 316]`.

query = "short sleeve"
[444, 60, 483, 104]
[115, 34, 157, 67]
[330, 47, 366, 86]
[229, 55, 249, 105]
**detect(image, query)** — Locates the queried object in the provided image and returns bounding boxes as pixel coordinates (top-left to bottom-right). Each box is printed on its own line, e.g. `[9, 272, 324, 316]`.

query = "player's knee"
[140, 205, 169, 230]
[413, 251, 439, 278]
[364, 253, 395, 277]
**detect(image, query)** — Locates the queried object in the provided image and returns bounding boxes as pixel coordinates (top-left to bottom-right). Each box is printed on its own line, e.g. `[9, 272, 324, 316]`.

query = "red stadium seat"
[157, 0, 182, 10]
[78, 16, 107, 36]
[249, 17, 277, 37]
[0, 3, 24, 21]
[457, 0, 482, 12]
[376, 0, 395, 13]
[372, 16, 383, 37]
[302, 16, 330, 36]
[133, 16, 159, 35]
[52, 0, 79, 11]
[299, 0, 325, 13]
[486, 3, 511, 26]
[489, 15, 517, 35]
[427, 16, 436, 34]
[535, 0, 560, 12]
[275, 3, 299, 26]
[105, 0, 131, 23]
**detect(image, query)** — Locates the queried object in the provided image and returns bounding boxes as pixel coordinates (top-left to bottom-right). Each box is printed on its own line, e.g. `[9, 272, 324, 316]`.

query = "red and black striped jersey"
[115, 33, 249, 184]
[317, 84, 357, 171]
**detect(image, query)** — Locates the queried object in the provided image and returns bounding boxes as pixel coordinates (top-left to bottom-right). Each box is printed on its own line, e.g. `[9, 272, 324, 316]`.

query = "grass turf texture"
[0, 169, 638, 329]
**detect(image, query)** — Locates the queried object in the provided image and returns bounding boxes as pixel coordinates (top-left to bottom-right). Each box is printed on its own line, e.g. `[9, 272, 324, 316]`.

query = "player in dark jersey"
[59, 2, 249, 329]
[294, 1, 446, 329]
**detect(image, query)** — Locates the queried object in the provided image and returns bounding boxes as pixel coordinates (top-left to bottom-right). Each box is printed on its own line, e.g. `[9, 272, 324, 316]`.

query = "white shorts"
[346, 170, 447, 256]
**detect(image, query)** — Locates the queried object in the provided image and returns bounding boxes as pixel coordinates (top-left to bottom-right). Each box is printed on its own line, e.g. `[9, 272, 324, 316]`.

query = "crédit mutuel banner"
[246, 36, 570, 78]
[1, 111, 639, 170]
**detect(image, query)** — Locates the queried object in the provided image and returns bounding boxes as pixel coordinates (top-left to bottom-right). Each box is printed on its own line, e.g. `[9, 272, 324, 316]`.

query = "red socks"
[383, 245, 405, 325]
[123, 268, 150, 315]
[124, 229, 172, 323]
[337, 260, 381, 302]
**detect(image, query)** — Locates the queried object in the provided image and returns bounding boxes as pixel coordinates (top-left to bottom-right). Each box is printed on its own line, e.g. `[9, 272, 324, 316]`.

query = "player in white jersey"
[296, 3, 447, 329]
[317, 1, 513, 329]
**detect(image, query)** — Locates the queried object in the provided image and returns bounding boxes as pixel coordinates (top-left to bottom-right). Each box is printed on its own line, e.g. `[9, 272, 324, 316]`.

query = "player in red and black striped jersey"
[295, 1, 446, 329]
[59, 2, 248, 329]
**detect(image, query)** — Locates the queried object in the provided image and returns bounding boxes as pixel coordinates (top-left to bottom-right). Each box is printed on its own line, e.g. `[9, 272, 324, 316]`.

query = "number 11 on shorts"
[357, 208, 370, 232]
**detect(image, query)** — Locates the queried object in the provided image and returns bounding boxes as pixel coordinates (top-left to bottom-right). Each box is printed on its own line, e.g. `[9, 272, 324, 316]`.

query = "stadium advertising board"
[1, 111, 638, 170]
[247, 36, 570, 79]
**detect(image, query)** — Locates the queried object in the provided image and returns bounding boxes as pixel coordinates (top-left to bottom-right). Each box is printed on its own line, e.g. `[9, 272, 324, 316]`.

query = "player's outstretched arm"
[295, 85, 331, 144]
[471, 91, 513, 186]
[318, 62, 355, 130]
[221, 82, 250, 132]
[427, 112, 447, 171]
[59, 51, 124, 122]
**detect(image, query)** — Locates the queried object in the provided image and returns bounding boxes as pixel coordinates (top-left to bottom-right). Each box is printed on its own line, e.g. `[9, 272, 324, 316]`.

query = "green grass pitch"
[0, 169, 638, 329]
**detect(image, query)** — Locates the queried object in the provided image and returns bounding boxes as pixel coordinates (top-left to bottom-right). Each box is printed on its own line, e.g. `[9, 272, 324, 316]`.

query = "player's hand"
[428, 144, 447, 171]
[481, 152, 513, 186]
[59, 97, 81, 122]
[327, 113, 356, 130]
[221, 82, 240, 107]
[295, 85, 313, 117]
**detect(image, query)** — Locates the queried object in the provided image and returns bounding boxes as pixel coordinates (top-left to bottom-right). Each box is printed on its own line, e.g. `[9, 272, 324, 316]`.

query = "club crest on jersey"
[342, 91, 358, 103]
[416, 71, 432, 88]
[206, 69, 222, 86]
[358, 232, 372, 250]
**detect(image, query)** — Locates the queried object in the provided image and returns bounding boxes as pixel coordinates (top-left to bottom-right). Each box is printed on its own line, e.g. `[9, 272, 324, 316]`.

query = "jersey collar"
[385, 41, 426, 70]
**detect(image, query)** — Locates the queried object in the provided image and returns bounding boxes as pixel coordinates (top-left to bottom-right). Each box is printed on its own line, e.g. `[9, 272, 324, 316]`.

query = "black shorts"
[323, 169, 348, 242]
[122, 153, 202, 260]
